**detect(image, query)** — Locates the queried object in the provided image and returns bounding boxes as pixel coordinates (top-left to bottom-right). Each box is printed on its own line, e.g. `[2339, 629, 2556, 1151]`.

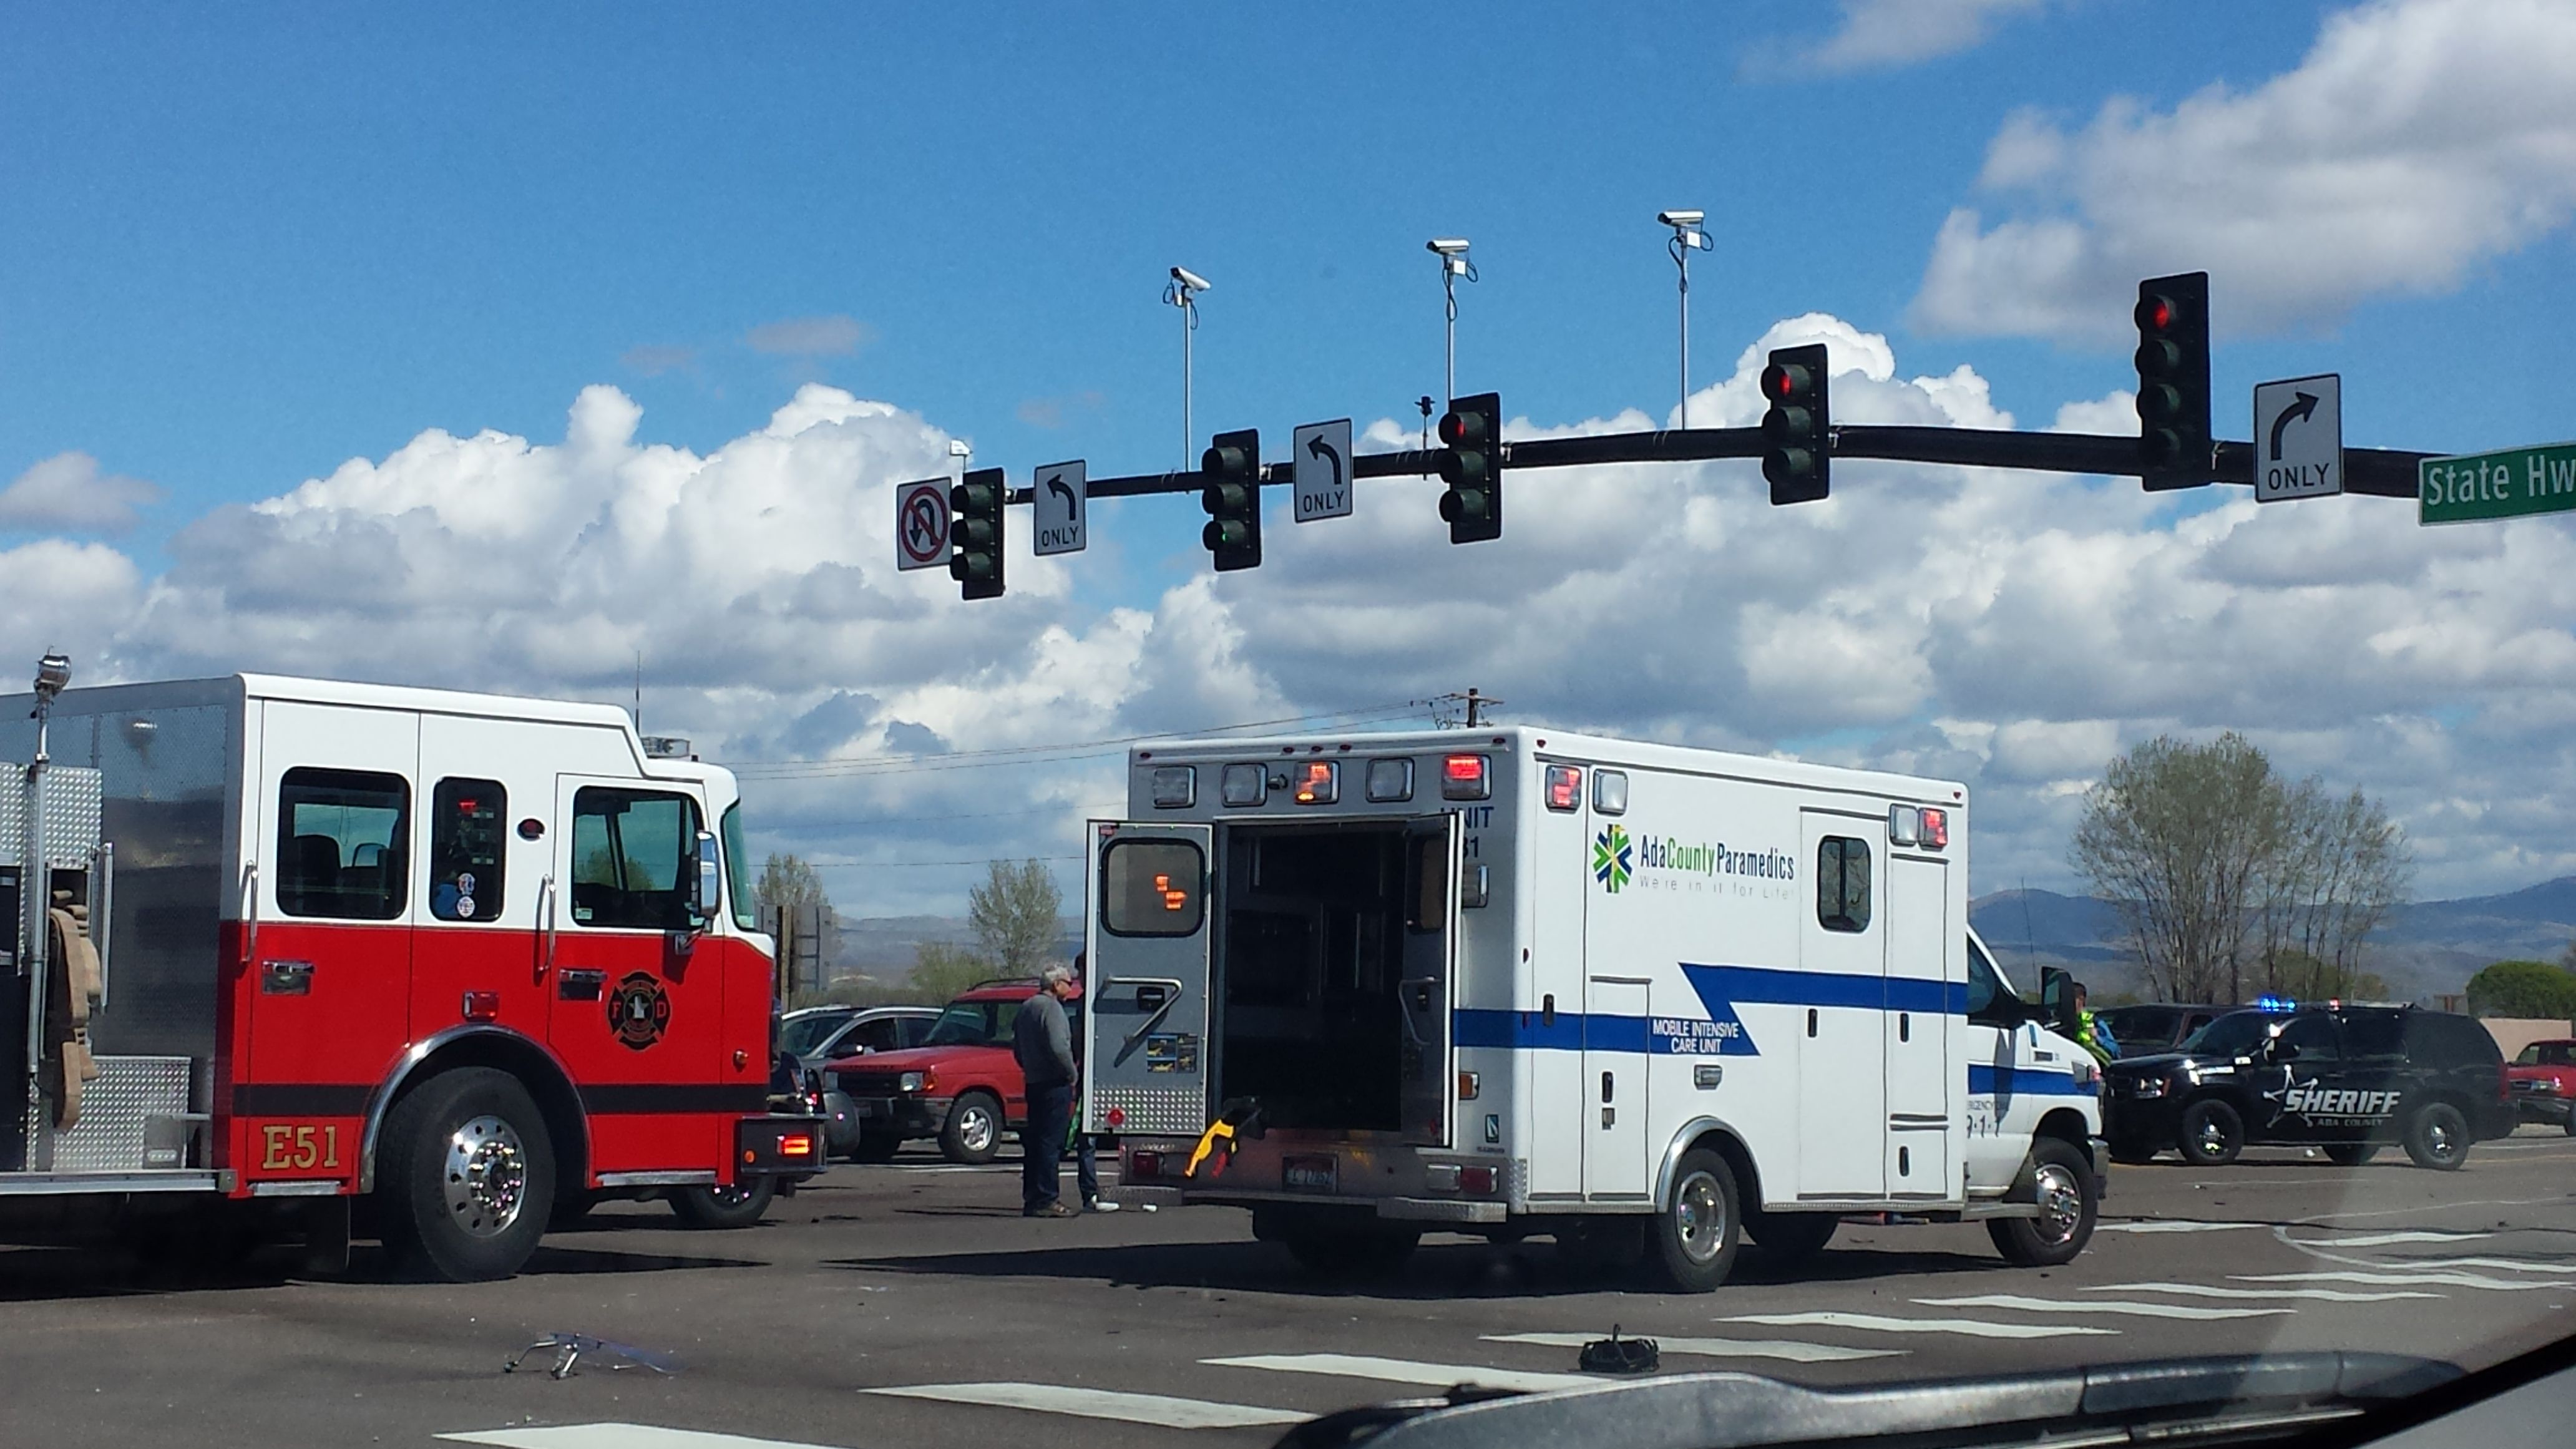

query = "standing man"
[1014, 965, 1081, 1218]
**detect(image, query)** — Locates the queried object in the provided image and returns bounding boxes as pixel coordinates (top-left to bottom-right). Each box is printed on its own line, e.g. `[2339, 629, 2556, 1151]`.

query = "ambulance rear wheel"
[1745, 1210, 1837, 1266]
[1650, 1149, 1742, 1293]
[2177, 1099, 2244, 1166]
[376, 1067, 555, 1282]
[1989, 1138, 2096, 1267]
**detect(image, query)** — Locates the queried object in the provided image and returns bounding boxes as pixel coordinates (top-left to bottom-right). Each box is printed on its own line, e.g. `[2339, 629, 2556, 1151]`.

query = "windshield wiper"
[1273, 1352, 2457, 1449]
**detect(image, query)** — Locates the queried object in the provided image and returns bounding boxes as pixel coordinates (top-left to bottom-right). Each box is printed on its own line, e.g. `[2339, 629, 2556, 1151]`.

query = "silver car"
[781, 1005, 940, 1158]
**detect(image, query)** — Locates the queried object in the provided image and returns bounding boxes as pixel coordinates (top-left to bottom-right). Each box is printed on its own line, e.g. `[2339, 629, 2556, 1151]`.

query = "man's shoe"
[1083, 1197, 1121, 1213]
[1023, 1201, 1076, 1219]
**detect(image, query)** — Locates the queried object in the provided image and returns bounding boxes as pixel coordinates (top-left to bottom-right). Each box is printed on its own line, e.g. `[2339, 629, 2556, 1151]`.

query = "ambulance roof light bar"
[1441, 753, 1490, 801]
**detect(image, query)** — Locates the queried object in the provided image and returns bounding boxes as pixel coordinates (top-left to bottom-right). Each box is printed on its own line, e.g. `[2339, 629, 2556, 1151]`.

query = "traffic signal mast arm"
[994, 427, 2429, 505]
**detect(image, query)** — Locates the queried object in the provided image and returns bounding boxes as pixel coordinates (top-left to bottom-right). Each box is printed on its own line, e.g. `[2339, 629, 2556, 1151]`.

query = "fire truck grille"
[1090, 1085, 1203, 1136]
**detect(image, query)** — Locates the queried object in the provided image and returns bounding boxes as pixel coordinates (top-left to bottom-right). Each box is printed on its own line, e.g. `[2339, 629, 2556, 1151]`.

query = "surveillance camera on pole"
[1164, 265, 1211, 469]
[1662, 209, 1712, 422]
[1427, 238, 1475, 403]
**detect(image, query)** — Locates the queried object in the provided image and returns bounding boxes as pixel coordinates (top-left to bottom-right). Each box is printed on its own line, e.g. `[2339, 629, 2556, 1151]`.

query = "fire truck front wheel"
[376, 1067, 557, 1282]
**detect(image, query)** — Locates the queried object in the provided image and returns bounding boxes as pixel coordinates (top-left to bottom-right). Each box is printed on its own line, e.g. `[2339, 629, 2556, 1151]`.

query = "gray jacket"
[1013, 992, 1076, 1088]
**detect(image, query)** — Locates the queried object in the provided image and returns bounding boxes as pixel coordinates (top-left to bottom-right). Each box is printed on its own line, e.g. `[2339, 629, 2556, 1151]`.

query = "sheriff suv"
[2102, 1003, 2514, 1171]
[824, 979, 1066, 1164]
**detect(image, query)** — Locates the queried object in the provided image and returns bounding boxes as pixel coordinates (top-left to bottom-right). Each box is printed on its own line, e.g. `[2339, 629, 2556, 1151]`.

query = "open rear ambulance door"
[1082, 821, 1213, 1141]
[1398, 813, 1463, 1147]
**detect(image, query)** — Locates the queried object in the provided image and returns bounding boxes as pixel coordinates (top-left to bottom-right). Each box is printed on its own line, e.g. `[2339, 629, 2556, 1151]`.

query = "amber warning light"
[1154, 874, 1189, 912]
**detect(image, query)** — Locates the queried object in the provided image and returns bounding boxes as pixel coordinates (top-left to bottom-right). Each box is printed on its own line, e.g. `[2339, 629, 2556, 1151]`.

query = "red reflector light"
[1446, 755, 1481, 779]
[1544, 764, 1581, 811]
[1918, 807, 1948, 849]
[779, 1133, 814, 1159]
[1128, 1150, 1162, 1180]
[1460, 1166, 1498, 1194]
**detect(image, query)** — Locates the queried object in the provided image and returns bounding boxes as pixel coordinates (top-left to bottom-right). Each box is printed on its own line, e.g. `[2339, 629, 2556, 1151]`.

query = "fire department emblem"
[609, 972, 671, 1050]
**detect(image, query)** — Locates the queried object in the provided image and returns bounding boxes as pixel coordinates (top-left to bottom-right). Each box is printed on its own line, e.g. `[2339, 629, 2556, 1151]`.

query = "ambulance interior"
[1212, 822, 1442, 1132]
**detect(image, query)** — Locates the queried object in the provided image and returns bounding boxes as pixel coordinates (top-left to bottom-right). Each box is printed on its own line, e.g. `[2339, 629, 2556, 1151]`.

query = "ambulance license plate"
[1283, 1156, 1337, 1193]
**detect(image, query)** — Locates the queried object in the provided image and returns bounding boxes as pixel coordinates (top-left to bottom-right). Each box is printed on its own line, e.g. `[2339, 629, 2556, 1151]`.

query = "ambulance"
[1, 660, 822, 1281]
[1082, 727, 2105, 1290]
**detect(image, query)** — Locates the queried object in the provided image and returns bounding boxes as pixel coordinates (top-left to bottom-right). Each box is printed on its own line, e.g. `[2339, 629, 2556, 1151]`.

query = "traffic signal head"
[2133, 271, 2210, 490]
[1436, 392, 1503, 544]
[1760, 344, 1830, 505]
[948, 467, 1006, 600]
[1199, 428, 1261, 571]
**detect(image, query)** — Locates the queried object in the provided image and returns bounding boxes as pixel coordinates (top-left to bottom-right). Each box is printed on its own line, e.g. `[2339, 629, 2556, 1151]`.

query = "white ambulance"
[1082, 727, 2105, 1290]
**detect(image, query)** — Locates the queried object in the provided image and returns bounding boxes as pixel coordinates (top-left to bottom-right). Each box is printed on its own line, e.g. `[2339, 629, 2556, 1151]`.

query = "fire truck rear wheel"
[670, 1176, 777, 1229]
[1651, 1149, 1742, 1292]
[376, 1066, 556, 1282]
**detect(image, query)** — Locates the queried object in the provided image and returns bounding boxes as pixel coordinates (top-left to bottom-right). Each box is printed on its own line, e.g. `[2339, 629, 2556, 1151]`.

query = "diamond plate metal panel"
[37, 766, 102, 866]
[1090, 1084, 1205, 1136]
[51, 1055, 193, 1173]
[0, 764, 22, 859]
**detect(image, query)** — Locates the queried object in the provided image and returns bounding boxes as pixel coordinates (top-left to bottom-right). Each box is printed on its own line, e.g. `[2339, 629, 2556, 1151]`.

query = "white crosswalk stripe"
[2234, 1269, 2576, 1292]
[1201, 1353, 1598, 1393]
[2300, 1230, 2491, 1247]
[444, 1427, 843, 1449]
[1485, 1332, 1902, 1364]
[1722, 1312, 2115, 1340]
[2092, 1281, 2439, 1303]
[1912, 1294, 2290, 1321]
[864, 1383, 1306, 1430]
[2094, 1220, 2261, 1234]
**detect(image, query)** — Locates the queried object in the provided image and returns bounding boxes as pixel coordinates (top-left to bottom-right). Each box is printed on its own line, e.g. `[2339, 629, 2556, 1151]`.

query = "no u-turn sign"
[895, 479, 951, 570]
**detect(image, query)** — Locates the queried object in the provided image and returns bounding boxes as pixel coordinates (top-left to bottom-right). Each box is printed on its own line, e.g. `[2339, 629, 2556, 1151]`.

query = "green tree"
[755, 853, 830, 917]
[970, 858, 1063, 978]
[909, 940, 992, 1003]
[2464, 960, 2576, 1018]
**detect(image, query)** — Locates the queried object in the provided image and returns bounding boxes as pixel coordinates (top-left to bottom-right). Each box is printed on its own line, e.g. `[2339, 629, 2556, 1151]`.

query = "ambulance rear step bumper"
[1377, 1196, 1507, 1224]
[0, 1170, 224, 1196]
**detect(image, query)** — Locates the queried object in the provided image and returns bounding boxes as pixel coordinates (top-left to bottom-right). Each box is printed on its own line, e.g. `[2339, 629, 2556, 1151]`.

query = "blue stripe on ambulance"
[1453, 962, 1973, 1060]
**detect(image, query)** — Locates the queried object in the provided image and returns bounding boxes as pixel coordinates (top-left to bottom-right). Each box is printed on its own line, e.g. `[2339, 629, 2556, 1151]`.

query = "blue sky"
[6, 1, 2576, 919]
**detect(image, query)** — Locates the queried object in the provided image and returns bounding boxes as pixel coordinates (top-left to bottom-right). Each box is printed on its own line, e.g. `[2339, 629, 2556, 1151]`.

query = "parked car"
[2095, 1002, 2229, 1058]
[824, 979, 1072, 1163]
[2101, 1003, 2515, 1170]
[2506, 1038, 2576, 1129]
[787, 1005, 940, 1158]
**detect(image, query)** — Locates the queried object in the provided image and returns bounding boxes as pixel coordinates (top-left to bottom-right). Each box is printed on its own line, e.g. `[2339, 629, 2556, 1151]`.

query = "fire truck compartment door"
[1399, 812, 1463, 1148]
[1083, 821, 1212, 1139]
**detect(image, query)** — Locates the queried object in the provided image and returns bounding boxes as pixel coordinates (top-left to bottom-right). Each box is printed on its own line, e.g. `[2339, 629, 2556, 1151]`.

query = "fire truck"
[1, 658, 822, 1281]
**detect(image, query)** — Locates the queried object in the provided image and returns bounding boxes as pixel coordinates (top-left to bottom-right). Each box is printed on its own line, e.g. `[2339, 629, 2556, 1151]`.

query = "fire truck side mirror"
[692, 830, 721, 925]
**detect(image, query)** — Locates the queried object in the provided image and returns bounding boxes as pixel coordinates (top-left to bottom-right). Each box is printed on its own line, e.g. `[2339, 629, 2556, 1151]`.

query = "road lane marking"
[2235, 1270, 2576, 1292]
[1722, 1312, 2115, 1340]
[2094, 1221, 2260, 1234]
[2345, 1255, 2576, 1275]
[2296, 1196, 2576, 1223]
[2092, 1281, 2439, 1303]
[1202, 1354, 1596, 1393]
[1485, 1332, 1901, 1364]
[1913, 1294, 2291, 1321]
[2298, 1231, 2491, 1247]
[444, 1427, 842, 1449]
[864, 1383, 1305, 1430]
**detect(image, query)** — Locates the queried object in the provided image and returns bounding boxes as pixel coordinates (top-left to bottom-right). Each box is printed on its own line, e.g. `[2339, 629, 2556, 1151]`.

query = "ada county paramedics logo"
[1592, 824, 1634, 892]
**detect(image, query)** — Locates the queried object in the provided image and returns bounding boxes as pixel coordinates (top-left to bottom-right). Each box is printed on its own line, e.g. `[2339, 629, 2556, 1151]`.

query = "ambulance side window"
[569, 788, 701, 930]
[1966, 938, 2019, 1027]
[276, 768, 410, 920]
[428, 778, 507, 922]
[1816, 836, 1871, 933]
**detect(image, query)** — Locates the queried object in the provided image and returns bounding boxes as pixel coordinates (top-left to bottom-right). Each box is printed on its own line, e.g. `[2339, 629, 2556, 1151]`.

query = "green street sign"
[2420, 442, 2576, 525]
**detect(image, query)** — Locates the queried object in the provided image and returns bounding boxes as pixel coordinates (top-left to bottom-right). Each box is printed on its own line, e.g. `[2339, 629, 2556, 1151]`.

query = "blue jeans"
[1022, 1081, 1073, 1211]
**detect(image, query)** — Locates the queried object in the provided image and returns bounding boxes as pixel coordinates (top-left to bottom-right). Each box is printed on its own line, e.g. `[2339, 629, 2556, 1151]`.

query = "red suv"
[826, 979, 1070, 1163]
[2507, 1038, 2576, 1130]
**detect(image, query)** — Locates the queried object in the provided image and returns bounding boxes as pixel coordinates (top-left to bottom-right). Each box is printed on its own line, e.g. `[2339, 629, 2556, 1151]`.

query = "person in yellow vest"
[2071, 981, 2120, 1066]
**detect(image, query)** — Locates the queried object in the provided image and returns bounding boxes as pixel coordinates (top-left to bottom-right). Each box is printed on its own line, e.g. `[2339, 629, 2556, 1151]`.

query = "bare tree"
[2263, 784, 2411, 997]
[2073, 733, 2281, 1003]
[970, 859, 1063, 978]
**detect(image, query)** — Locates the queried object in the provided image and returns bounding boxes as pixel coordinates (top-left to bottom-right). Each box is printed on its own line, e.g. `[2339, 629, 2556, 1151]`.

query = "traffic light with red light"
[2134, 271, 2210, 490]
[949, 467, 1006, 600]
[1437, 393, 1503, 544]
[1200, 429, 1262, 571]
[1760, 344, 1830, 505]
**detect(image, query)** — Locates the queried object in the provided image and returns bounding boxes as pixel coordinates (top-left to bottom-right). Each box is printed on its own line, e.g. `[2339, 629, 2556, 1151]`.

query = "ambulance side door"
[1083, 821, 1213, 1139]
[1399, 813, 1463, 1148]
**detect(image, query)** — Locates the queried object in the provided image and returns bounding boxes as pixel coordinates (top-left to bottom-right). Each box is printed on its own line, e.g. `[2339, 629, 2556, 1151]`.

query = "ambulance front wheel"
[1989, 1138, 2097, 1267]
[1651, 1149, 1743, 1292]
[376, 1066, 557, 1282]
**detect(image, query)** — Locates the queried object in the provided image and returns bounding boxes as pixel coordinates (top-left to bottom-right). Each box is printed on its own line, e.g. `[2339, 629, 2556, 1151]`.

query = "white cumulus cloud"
[0, 452, 162, 535]
[1912, 0, 2576, 343]
[1775, 0, 2050, 74]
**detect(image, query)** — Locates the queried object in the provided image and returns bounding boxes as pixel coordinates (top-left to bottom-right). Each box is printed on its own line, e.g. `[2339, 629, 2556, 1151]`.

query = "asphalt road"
[6, 1130, 2575, 1449]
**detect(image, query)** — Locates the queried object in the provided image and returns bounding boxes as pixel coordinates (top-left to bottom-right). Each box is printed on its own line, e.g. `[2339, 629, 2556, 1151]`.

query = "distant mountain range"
[1971, 878, 2576, 1003]
[823, 879, 2576, 1007]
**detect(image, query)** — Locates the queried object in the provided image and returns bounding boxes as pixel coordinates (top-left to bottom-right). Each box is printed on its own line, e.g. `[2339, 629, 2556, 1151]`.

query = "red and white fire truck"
[1, 659, 822, 1281]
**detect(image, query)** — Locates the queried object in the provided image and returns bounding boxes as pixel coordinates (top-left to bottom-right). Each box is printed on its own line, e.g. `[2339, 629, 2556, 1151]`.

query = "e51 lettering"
[260, 1123, 343, 1173]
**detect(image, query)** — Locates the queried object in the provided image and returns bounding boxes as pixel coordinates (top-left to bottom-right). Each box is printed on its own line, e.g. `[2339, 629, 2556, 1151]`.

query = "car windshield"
[26, 4, 2576, 1442]
[2178, 1011, 2273, 1058]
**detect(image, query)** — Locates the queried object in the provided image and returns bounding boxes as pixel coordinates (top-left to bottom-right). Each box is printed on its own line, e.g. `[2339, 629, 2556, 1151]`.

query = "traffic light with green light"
[949, 467, 1005, 600]
[1200, 429, 1262, 571]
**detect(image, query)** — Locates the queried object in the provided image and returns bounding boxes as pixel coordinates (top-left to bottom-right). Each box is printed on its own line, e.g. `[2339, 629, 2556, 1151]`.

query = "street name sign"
[2421, 442, 2576, 525]
[895, 479, 950, 570]
[1033, 460, 1087, 555]
[2252, 374, 2341, 502]
[1292, 419, 1354, 522]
